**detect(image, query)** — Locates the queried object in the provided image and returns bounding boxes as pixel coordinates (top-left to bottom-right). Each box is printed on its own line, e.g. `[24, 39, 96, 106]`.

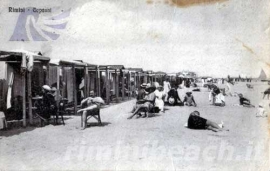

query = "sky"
[0, 0, 269, 77]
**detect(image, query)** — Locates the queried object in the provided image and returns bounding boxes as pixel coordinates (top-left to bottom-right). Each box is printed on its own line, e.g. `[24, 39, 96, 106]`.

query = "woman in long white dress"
[163, 78, 171, 103]
[154, 86, 165, 112]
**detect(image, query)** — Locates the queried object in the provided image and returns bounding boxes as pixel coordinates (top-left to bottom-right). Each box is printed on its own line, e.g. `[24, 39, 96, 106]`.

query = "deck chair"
[81, 108, 101, 129]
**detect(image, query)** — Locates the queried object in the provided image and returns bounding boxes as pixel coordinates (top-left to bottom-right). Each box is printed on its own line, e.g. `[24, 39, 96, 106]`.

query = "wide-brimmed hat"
[42, 85, 51, 91]
[140, 83, 147, 88]
[145, 86, 156, 93]
[51, 87, 57, 92]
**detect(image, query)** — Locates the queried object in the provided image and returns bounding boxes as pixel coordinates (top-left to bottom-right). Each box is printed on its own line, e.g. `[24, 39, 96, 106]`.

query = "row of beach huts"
[0, 50, 173, 127]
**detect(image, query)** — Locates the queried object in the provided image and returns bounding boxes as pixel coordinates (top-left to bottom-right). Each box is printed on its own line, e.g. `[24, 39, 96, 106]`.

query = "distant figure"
[130, 83, 147, 113]
[256, 104, 267, 117]
[208, 84, 219, 104]
[163, 78, 171, 103]
[263, 87, 270, 99]
[168, 86, 182, 106]
[154, 86, 165, 112]
[183, 91, 197, 107]
[214, 93, 225, 107]
[185, 111, 226, 132]
[246, 84, 254, 89]
[237, 93, 255, 107]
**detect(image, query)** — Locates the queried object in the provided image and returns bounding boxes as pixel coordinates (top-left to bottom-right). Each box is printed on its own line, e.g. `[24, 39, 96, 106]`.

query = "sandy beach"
[0, 82, 269, 171]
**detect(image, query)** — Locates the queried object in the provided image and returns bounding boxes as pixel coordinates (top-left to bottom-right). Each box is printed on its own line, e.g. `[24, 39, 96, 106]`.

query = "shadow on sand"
[85, 122, 111, 128]
[0, 126, 37, 138]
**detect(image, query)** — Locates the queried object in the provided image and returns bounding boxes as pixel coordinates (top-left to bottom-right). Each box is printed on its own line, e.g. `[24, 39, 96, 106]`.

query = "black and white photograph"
[0, 0, 269, 170]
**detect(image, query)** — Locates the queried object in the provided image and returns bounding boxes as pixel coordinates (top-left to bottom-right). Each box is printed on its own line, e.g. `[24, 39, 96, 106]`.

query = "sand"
[0, 82, 269, 171]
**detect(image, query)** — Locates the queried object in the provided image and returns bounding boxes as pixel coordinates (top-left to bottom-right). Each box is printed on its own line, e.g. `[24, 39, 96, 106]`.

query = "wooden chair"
[81, 108, 101, 129]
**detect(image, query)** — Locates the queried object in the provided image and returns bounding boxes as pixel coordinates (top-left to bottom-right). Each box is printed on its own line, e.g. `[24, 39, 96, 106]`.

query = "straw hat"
[145, 86, 156, 93]
[140, 83, 147, 88]
[42, 85, 51, 91]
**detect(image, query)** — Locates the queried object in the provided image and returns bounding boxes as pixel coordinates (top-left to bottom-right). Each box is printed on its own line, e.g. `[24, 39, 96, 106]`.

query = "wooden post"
[129, 72, 132, 99]
[138, 72, 141, 86]
[122, 72, 125, 101]
[55, 67, 60, 123]
[45, 63, 50, 85]
[22, 72, 26, 127]
[88, 71, 91, 96]
[105, 67, 110, 104]
[27, 71, 33, 125]
[115, 70, 119, 102]
[72, 65, 77, 114]
[96, 67, 100, 96]
[134, 72, 137, 89]
[84, 67, 88, 98]
[144, 74, 147, 83]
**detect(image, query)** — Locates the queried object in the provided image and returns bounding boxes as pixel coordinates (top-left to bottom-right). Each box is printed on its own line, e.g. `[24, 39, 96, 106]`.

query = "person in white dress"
[163, 78, 171, 103]
[154, 86, 165, 112]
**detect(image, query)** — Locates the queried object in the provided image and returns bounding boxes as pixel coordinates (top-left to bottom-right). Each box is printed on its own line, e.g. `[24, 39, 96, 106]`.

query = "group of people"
[127, 78, 199, 119]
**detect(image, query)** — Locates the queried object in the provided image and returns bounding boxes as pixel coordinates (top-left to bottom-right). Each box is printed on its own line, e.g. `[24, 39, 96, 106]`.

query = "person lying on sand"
[184, 111, 228, 132]
[183, 91, 197, 107]
[235, 93, 255, 108]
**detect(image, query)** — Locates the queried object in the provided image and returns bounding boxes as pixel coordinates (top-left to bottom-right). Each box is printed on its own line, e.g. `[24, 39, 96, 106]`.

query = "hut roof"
[49, 59, 87, 67]
[0, 50, 50, 62]
[99, 65, 125, 70]
[125, 68, 143, 72]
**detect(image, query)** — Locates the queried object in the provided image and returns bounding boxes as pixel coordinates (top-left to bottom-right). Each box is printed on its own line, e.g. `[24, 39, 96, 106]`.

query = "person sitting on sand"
[77, 97, 105, 129]
[183, 91, 197, 107]
[209, 85, 220, 105]
[127, 86, 156, 119]
[185, 111, 227, 132]
[256, 103, 267, 117]
[237, 93, 255, 107]
[214, 92, 225, 107]
[154, 85, 165, 112]
[168, 85, 182, 106]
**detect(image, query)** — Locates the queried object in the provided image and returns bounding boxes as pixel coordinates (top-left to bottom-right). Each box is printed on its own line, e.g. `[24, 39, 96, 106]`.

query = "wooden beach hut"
[125, 68, 144, 90]
[49, 59, 89, 116]
[153, 71, 167, 85]
[98, 65, 125, 104]
[0, 50, 50, 127]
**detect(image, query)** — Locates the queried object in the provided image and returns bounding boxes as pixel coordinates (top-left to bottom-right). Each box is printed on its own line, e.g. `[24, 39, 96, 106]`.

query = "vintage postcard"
[0, 0, 269, 170]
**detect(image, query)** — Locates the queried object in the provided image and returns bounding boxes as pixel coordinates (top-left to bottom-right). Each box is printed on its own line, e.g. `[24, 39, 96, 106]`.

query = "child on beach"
[256, 104, 267, 117]
[183, 91, 197, 107]
[237, 93, 255, 107]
